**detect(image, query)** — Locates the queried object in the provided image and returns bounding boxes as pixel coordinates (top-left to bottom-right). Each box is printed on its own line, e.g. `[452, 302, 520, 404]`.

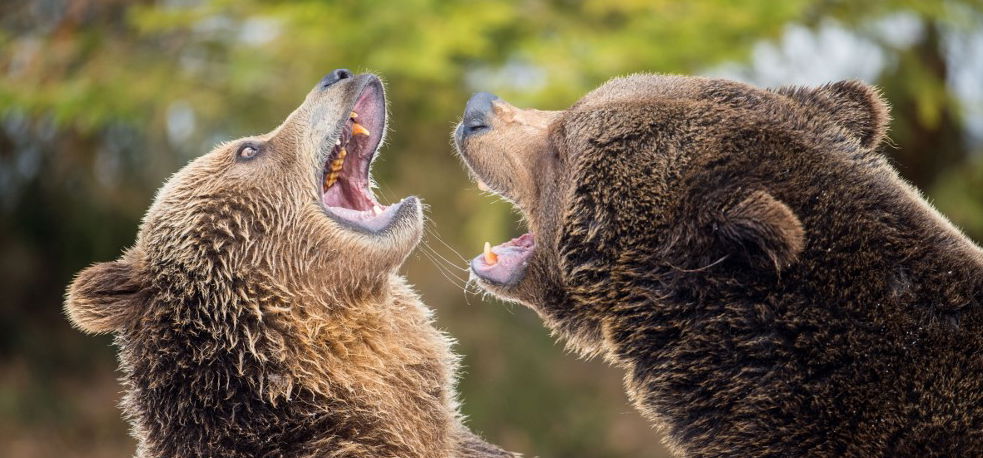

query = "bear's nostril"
[463, 120, 489, 136]
[320, 68, 353, 89]
[458, 92, 499, 139]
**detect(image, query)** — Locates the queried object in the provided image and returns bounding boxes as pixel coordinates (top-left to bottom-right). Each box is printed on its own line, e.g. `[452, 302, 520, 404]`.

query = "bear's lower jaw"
[324, 196, 417, 234]
[470, 233, 535, 286]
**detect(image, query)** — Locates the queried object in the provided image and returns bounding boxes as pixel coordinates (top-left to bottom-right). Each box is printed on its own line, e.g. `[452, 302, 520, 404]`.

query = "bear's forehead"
[584, 74, 702, 100]
[574, 74, 774, 111]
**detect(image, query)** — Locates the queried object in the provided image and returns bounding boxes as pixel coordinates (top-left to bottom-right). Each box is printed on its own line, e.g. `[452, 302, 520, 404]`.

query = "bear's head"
[454, 75, 890, 354]
[65, 70, 422, 364]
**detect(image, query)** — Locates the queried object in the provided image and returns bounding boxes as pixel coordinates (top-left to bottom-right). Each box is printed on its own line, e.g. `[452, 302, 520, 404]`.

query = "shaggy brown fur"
[455, 74, 983, 456]
[65, 73, 513, 457]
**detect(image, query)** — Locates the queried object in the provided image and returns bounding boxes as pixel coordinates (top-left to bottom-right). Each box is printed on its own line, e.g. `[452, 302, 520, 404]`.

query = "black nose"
[320, 68, 352, 89]
[458, 92, 499, 138]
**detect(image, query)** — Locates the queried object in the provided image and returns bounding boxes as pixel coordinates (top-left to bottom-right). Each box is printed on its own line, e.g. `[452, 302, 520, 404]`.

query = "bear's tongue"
[470, 233, 535, 285]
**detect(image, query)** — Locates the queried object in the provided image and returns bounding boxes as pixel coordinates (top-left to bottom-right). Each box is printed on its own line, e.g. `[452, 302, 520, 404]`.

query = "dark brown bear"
[65, 70, 513, 457]
[454, 75, 983, 456]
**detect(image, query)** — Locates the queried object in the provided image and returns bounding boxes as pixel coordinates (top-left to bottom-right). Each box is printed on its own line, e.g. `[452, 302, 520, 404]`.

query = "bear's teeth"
[352, 122, 370, 137]
[350, 111, 358, 119]
[330, 148, 347, 172]
[323, 148, 347, 190]
[483, 242, 498, 265]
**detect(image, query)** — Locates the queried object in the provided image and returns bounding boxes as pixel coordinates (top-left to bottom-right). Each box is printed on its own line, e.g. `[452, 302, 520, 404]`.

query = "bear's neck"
[595, 187, 983, 455]
[117, 274, 465, 457]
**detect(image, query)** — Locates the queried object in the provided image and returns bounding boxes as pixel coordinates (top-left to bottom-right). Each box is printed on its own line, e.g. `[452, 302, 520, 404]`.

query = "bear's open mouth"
[320, 79, 407, 233]
[470, 233, 536, 286]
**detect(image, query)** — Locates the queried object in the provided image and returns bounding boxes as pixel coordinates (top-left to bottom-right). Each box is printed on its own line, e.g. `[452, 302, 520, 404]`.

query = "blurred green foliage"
[1, 1, 981, 456]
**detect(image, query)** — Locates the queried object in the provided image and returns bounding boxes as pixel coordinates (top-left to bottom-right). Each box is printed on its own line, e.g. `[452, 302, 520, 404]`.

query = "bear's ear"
[717, 191, 805, 271]
[65, 259, 145, 334]
[774, 80, 890, 149]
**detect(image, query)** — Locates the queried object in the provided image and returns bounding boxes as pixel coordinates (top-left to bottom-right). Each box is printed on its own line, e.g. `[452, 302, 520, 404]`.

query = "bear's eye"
[237, 143, 261, 161]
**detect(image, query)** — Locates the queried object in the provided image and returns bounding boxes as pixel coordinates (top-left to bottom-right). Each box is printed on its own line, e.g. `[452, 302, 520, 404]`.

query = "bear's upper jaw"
[320, 78, 403, 233]
[470, 233, 535, 286]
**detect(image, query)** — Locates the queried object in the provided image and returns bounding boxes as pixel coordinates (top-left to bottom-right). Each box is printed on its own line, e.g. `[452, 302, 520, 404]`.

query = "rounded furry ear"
[717, 191, 805, 271]
[65, 259, 145, 334]
[774, 80, 891, 149]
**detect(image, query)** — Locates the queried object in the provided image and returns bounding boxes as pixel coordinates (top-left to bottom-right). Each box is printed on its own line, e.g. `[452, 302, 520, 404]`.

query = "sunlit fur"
[457, 74, 983, 455]
[66, 76, 513, 457]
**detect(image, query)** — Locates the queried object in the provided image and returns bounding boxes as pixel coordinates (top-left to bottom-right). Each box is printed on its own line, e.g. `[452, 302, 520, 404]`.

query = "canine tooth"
[352, 122, 370, 136]
[372, 205, 383, 216]
[350, 111, 358, 119]
[336, 138, 341, 146]
[483, 242, 498, 265]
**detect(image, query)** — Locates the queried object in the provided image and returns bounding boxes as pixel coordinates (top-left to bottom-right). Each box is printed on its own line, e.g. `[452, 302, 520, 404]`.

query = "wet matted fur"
[455, 74, 983, 456]
[65, 73, 514, 457]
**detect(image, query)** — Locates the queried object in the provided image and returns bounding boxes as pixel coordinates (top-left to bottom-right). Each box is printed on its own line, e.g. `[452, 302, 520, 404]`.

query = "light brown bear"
[65, 69, 513, 458]
[454, 76, 983, 456]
